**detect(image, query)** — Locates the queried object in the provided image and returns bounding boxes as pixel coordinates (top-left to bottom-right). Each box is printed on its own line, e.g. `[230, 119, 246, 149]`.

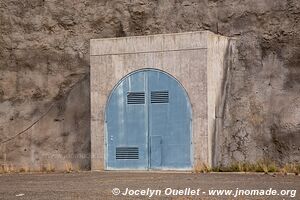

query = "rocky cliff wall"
[0, 0, 299, 170]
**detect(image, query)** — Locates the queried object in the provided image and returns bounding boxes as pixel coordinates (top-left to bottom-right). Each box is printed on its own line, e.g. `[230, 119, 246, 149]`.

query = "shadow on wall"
[0, 74, 91, 171]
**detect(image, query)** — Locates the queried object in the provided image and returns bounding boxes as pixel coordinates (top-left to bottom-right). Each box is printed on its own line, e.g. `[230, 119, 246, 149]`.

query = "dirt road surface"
[0, 172, 299, 200]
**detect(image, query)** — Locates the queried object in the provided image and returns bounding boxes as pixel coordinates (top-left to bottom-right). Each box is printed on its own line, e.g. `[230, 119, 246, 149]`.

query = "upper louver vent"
[151, 91, 169, 104]
[127, 92, 145, 104]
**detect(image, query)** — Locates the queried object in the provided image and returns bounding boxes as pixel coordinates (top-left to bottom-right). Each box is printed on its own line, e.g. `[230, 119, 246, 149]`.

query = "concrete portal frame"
[90, 31, 236, 171]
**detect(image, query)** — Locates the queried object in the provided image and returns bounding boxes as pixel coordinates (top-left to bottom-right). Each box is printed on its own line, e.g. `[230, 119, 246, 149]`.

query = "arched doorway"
[105, 69, 192, 170]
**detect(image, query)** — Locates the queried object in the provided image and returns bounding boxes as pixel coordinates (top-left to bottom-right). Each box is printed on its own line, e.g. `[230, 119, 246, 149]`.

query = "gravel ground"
[0, 172, 299, 200]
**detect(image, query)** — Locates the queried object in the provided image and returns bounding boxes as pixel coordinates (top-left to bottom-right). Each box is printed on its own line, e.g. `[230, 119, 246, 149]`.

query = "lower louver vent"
[116, 147, 139, 160]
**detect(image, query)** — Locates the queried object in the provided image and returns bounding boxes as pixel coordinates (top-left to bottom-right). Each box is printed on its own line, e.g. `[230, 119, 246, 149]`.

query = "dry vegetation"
[195, 160, 300, 175]
[0, 161, 299, 175]
[0, 162, 78, 174]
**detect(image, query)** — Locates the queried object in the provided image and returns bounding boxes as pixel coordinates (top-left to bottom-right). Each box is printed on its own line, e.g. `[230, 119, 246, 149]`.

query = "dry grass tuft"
[0, 164, 16, 173]
[46, 163, 55, 172]
[64, 162, 74, 173]
[194, 163, 212, 173]
[281, 163, 300, 175]
[211, 161, 300, 175]
[217, 160, 279, 173]
[39, 163, 55, 173]
[0, 165, 5, 174]
[19, 166, 30, 173]
[0, 162, 77, 174]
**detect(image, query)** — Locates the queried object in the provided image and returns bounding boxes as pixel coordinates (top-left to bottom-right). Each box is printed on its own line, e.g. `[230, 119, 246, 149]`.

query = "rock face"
[0, 0, 299, 170]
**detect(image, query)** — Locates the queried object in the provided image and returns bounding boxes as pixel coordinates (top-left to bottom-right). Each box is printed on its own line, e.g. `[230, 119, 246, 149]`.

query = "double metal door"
[105, 69, 192, 170]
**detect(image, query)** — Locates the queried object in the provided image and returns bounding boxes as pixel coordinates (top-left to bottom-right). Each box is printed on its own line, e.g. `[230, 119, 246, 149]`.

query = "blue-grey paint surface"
[105, 69, 192, 170]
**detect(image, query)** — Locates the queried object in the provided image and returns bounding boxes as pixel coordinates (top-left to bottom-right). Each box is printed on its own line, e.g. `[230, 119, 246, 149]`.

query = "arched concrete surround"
[90, 31, 236, 170]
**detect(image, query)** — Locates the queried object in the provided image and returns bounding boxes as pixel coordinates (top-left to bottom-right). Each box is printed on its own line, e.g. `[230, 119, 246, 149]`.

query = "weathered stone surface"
[0, 0, 299, 170]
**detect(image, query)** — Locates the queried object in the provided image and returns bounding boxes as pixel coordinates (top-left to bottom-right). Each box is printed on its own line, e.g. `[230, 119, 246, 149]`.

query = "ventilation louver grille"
[151, 91, 169, 103]
[127, 92, 145, 104]
[116, 147, 139, 159]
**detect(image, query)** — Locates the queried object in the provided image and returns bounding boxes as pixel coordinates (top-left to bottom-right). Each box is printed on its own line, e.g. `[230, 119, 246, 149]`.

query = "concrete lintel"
[90, 31, 209, 56]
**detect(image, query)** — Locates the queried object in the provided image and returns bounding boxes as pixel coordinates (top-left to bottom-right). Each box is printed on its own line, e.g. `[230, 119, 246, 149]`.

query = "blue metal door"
[105, 71, 148, 170]
[105, 69, 192, 170]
